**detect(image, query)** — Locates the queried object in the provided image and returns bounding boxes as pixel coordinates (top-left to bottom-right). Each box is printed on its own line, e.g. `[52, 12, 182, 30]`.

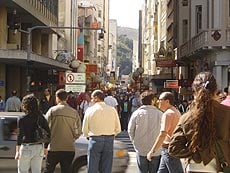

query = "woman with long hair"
[169, 71, 230, 172]
[15, 94, 50, 173]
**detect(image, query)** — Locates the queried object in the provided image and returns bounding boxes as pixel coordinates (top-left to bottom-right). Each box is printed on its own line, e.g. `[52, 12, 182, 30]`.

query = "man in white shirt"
[82, 90, 121, 173]
[104, 90, 118, 110]
[79, 92, 93, 120]
[128, 91, 163, 173]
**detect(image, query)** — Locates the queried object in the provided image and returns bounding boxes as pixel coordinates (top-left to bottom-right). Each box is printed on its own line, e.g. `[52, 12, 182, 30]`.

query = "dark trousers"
[44, 151, 75, 173]
[120, 112, 129, 131]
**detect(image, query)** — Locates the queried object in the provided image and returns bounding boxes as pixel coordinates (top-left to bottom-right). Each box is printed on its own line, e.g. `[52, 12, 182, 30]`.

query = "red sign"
[91, 22, 99, 28]
[155, 58, 176, 67]
[86, 64, 98, 74]
[58, 72, 65, 85]
[77, 47, 83, 61]
[164, 80, 179, 88]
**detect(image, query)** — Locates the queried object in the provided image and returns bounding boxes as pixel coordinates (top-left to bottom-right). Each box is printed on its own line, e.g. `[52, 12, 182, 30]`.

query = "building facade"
[108, 19, 117, 76]
[177, 0, 230, 91]
[77, 0, 109, 76]
[0, 0, 75, 99]
[140, 0, 230, 95]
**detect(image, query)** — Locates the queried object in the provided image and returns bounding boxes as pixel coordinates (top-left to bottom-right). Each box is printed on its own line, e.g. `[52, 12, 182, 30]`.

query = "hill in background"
[116, 26, 138, 75]
[117, 26, 138, 41]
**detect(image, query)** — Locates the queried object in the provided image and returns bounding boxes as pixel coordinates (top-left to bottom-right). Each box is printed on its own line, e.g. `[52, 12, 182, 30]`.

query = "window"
[98, 10, 102, 18]
[98, 45, 101, 52]
[229, 0, 230, 17]
[182, 20, 188, 43]
[182, 0, 188, 6]
[2, 118, 18, 141]
[196, 5, 202, 33]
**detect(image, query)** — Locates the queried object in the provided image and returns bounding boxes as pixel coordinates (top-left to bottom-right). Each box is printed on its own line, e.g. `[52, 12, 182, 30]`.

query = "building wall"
[0, 7, 7, 49]
[108, 19, 117, 74]
[103, 0, 109, 73]
[158, 0, 167, 45]
[178, 1, 189, 45]
[177, 0, 230, 90]
[0, 0, 72, 97]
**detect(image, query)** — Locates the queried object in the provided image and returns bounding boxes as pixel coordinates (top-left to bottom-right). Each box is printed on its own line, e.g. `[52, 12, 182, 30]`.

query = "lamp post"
[131, 67, 149, 92]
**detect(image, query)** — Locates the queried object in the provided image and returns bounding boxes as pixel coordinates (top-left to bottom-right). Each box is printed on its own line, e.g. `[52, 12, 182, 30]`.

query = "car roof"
[0, 112, 25, 118]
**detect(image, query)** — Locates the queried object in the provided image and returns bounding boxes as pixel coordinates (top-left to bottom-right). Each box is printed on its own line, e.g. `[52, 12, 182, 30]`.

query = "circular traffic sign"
[66, 73, 74, 83]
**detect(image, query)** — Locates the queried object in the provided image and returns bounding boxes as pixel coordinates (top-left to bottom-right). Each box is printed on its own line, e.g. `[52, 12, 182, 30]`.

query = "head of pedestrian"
[91, 90, 105, 103]
[83, 92, 91, 101]
[158, 92, 174, 112]
[12, 90, 17, 96]
[55, 89, 68, 104]
[44, 88, 51, 96]
[141, 91, 155, 105]
[190, 71, 217, 109]
[21, 94, 39, 114]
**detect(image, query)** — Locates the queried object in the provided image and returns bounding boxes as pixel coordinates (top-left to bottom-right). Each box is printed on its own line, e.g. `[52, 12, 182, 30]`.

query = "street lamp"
[130, 67, 150, 92]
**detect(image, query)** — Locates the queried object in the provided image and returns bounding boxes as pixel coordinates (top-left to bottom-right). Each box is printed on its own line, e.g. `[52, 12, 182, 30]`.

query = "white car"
[0, 112, 129, 173]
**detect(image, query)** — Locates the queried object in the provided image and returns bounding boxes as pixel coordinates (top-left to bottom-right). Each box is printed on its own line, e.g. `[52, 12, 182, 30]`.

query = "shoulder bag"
[35, 116, 50, 143]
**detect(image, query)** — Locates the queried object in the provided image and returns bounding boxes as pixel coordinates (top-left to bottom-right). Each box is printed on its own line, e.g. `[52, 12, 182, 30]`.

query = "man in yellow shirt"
[82, 90, 121, 173]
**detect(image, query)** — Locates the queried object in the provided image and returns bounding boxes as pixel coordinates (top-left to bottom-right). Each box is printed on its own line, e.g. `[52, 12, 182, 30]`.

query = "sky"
[109, 0, 144, 29]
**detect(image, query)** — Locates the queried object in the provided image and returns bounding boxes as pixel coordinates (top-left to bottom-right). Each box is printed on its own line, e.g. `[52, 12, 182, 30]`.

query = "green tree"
[116, 35, 133, 76]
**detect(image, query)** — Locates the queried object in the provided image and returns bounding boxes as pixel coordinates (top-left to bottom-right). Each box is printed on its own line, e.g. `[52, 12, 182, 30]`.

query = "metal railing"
[179, 28, 230, 58]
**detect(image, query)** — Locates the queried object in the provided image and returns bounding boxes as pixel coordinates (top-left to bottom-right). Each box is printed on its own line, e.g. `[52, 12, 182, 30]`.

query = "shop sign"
[155, 58, 176, 67]
[65, 84, 86, 93]
[164, 80, 179, 88]
[86, 64, 98, 74]
[0, 80, 4, 86]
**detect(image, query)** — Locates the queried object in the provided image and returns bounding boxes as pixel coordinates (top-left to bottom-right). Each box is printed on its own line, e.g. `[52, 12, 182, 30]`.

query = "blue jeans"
[158, 148, 183, 173]
[18, 143, 44, 173]
[87, 135, 114, 173]
[136, 154, 161, 173]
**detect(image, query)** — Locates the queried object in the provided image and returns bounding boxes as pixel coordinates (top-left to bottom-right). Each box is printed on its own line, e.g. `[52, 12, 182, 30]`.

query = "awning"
[0, 49, 70, 71]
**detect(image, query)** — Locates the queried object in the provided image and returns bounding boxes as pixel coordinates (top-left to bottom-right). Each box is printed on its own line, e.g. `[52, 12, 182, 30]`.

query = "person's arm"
[4, 99, 8, 111]
[114, 98, 119, 112]
[74, 112, 82, 139]
[82, 110, 89, 137]
[41, 116, 51, 149]
[127, 112, 136, 141]
[15, 119, 23, 160]
[15, 145, 21, 160]
[147, 131, 167, 161]
[45, 109, 52, 124]
[79, 101, 84, 119]
[114, 109, 121, 135]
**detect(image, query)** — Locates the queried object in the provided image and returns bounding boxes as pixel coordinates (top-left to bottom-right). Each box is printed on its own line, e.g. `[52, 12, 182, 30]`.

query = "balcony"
[11, 0, 58, 25]
[178, 28, 230, 59]
[0, 49, 69, 70]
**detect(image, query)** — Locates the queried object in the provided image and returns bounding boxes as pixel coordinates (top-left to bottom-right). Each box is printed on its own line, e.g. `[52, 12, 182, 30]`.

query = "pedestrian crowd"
[0, 71, 229, 173]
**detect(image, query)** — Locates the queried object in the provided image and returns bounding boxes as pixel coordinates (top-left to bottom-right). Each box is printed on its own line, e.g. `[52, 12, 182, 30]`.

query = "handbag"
[35, 116, 50, 143]
[215, 142, 230, 173]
